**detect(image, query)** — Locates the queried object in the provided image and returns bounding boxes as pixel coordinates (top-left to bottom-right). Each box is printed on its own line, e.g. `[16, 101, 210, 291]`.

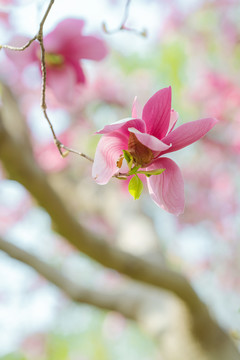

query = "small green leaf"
[137, 168, 165, 177]
[128, 165, 140, 175]
[128, 175, 143, 200]
[123, 150, 133, 170]
[123, 150, 132, 163]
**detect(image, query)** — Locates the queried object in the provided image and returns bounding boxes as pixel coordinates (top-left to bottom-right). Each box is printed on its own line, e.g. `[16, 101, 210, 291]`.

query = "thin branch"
[37, 0, 69, 157]
[36, 0, 65, 156]
[59, 144, 94, 162]
[103, 0, 147, 37]
[38, 0, 55, 30]
[0, 36, 37, 51]
[120, 0, 131, 25]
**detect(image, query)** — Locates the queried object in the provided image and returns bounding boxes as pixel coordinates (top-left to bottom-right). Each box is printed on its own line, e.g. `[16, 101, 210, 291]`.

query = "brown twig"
[0, 36, 37, 51]
[35, 0, 64, 155]
[59, 144, 94, 162]
[103, 0, 147, 37]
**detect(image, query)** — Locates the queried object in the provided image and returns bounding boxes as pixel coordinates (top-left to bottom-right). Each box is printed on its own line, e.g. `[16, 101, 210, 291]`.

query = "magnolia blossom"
[92, 87, 217, 215]
[6, 18, 108, 103]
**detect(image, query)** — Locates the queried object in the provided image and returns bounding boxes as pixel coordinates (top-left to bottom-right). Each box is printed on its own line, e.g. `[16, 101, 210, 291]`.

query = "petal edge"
[142, 87, 172, 139]
[147, 157, 184, 215]
[92, 133, 127, 184]
[162, 117, 218, 154]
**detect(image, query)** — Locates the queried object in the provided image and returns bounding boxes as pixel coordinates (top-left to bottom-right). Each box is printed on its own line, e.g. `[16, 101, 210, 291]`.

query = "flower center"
[128, 132, 154, 167]
[45, 52, 65, 67]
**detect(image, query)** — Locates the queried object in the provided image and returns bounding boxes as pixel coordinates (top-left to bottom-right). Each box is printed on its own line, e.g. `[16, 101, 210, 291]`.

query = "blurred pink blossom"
[6, 18, 108, 104]
[0, 11, 9, 26]
[192, 72, 240, 121]
[181, 140, 238, 226]
[92, 87, 217, 215]
[21, 333, 47, 359]
[34, 131, 71, 172]
[0, 0, 13, 4]
[34, 140, 69, 173]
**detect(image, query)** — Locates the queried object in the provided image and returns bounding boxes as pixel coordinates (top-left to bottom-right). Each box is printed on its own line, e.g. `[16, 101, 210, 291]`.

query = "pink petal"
[162, 117, 218, 154]
[147, 157, 184, 215]
[167, 109, 178, 134]
[5, 36, 39, 70]
[128, 128, 171, 152]
[132, 96, 142, 118]
[142, 87, 172, 139]
[74, 35, 108, 61]
[46, 65, 77, 104]
[45, 19, 107, 62]
[67, 59, 86, 83]
[44, 18, 85, 53]
[92, 132, 128, 185]
[96, 118, 146, 137]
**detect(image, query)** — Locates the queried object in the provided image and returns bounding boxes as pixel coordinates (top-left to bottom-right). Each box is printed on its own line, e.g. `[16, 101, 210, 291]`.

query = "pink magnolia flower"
[6, 18, 108, 103]
[92, 87, 217, 215]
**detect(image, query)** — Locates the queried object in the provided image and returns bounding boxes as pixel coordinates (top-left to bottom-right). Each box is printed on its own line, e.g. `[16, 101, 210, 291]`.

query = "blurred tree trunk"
[154, 300, 239, 360]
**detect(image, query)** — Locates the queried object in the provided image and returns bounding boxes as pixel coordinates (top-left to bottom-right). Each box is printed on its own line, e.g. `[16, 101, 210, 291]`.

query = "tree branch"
[0, 237, 150, 320]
